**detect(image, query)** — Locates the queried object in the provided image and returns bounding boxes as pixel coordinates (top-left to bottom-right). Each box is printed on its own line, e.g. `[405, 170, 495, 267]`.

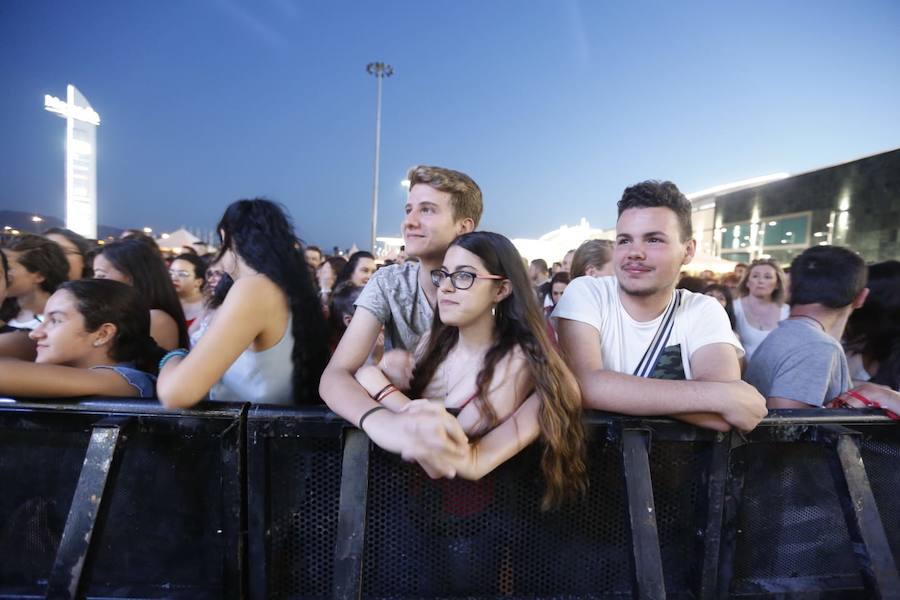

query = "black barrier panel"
[728, 441, 864, 595]
[0, 413, 90, 594]
[246, 411, 345, 600]
[859, 429, 900, 566]
[0, 402, 244, 599]
[361, 427, 636, 598]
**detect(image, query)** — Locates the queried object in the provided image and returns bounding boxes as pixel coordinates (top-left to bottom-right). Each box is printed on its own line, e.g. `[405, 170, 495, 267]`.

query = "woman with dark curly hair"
[354, 232, 586, 509]
[157, 198, 330, 407]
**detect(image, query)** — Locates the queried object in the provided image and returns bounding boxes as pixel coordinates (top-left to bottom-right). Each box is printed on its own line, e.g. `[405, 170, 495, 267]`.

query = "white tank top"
[211, 318, 294, 404]
[733, 298, 789, 361]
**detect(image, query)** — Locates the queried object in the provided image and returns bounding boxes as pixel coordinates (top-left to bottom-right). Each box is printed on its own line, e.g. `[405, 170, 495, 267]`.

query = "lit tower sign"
[44, 85, 101, 239]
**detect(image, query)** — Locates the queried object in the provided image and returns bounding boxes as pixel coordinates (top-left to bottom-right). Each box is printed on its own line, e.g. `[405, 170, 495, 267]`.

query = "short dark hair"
[617, 180, 693, 241]
[789, 246, 867, 308]
[172, 253, 207, 285]
[6, 234, 70, 294]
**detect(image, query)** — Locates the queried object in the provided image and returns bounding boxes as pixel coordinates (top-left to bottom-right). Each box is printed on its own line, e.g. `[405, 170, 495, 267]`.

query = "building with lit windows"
[690, 148, 900, 264]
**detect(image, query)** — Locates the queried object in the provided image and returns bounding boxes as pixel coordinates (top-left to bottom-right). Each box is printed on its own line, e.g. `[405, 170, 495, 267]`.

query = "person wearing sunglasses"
[353, 232, 587, 508]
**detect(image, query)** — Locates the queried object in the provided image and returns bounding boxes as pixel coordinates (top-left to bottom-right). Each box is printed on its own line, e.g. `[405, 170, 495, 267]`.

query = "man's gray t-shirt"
[355, 261, 434, 352]
[744, 319, 851, 407]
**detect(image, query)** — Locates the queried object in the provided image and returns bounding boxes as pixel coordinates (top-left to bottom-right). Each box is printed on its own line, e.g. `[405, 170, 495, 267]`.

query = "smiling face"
[745, 264, 778, 300]
[403, 184, 470, 262]
[351, 257, 376, 287]
[615, 207, 695, 298]
[29, 289, 110, 367]
[92, 253, 132, 285]
[436, 246, 506, 328]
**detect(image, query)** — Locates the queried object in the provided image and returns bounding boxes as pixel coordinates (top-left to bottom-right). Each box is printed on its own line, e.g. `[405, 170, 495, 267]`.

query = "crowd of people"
[1, 165, 898, 505]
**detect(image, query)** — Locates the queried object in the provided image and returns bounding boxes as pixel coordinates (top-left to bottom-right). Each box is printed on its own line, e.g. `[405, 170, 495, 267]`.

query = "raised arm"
[156, 276, 276, 408]
[0, 360, 140, 398]
[557, 318, 766, 432]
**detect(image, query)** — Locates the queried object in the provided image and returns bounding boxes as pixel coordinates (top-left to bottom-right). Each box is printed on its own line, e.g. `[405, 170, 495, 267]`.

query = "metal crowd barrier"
[0, 399, 898, 599]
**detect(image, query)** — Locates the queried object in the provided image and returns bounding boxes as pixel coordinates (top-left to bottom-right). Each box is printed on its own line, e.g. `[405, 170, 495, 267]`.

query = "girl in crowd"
[352, 232, 586, 508]
[316, 255, 347, 316]
[335, 250, 376, 289]
[733, 259, 789, 361]
[156, 198, 330, 407]
[3, 235, 69, 331]
[168, 253, 206, 331]
[844, 260, 900, 390]
[0, 279, 161, 398]
[0, 251, 34, 360]
[44, 227, 93, 281]
[93, 239, 188, 351]
[570, 239, 614, 279]
[704, 283, 738, 331]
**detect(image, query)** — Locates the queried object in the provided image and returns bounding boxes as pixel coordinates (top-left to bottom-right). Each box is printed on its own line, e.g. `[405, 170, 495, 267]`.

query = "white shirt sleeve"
[683, 292, 745, 359]
[550, 276, 607, 335]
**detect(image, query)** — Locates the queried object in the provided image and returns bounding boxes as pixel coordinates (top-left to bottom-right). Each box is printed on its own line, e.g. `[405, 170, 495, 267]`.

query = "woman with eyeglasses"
[353, 231, 586, 508]
[168, 253, 206, 331]
[93, 239, 189, 351]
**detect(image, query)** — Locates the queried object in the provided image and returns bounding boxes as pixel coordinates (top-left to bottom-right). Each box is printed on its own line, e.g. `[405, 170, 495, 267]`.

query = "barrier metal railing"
[0, 399, 897, 599]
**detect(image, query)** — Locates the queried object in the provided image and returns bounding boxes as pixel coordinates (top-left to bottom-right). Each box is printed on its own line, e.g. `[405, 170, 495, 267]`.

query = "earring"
[92, 340, 102, 347]
[491, 305, 496, 317]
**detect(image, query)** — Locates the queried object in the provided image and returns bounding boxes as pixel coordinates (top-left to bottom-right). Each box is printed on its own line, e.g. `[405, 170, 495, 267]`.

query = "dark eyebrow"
[643, 231, 670, 238]
[46, 310, 66, 318]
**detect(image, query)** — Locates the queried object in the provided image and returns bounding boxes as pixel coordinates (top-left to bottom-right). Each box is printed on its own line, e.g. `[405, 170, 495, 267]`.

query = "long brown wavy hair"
[409, 232, 587, 510]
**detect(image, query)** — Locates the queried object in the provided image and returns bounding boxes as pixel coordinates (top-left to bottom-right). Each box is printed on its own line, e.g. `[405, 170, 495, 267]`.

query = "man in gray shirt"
[745, 245, 894, 409]
[320, 165, 484, 475]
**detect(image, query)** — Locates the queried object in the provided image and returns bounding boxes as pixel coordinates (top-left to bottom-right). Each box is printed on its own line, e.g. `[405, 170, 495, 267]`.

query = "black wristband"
[358, 406, 387, 431]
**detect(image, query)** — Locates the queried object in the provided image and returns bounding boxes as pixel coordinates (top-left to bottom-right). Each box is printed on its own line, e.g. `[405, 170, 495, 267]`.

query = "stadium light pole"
[366, 62, 393, 253]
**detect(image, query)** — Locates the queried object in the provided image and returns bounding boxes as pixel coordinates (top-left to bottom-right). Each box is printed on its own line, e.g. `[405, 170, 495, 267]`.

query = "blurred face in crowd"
[615, 207, 695, 299]
[6, 251, 43, 298]
[528, 263, 546, 285]
[403, 185, 470, 262]
[305, 248, 322, 269]
[551, 280, 568, 305]
[706, 288, 728, 308]
[318, 261, 336, 291]
[92, 254, 132, 285]
[0, 254, 8, 303]
[561, 250, 575, 273]
[46, 233, 85, 282]
[746, 264, 778, 300]
[169, 259, 204, 299]
[205, 265, 223, 291]
[351, 257, 376, 287]
[734, 264, 747, 280]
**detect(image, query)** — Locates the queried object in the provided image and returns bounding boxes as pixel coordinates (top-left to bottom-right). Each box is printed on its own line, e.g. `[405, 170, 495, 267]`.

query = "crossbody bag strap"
[632, 290, 683, 378]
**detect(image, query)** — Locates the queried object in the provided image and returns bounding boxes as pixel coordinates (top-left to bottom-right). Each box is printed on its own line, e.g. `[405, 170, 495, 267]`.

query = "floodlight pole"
[367, 62, 393, 254]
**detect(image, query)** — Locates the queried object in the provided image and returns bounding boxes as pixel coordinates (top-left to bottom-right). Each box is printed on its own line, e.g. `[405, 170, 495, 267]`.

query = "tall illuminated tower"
[44, 85, 101, 239]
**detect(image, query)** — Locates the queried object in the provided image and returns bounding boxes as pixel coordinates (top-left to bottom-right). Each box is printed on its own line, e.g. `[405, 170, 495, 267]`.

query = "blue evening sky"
[2, 0, 899, 249]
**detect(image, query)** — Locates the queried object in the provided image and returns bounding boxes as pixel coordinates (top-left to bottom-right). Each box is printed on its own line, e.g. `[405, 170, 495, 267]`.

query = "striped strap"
[633, 290, 682, 378]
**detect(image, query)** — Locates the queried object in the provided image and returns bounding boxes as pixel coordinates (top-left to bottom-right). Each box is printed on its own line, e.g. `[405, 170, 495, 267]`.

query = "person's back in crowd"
[93, 239, 189, 351]
[0, 279, 162, 399]
[745, 246, 900, 416]
[553, 180, 766, 432]
[844, 260, 900, 390]
[157, 198, 330, 407]
[321, 165, 485, 477]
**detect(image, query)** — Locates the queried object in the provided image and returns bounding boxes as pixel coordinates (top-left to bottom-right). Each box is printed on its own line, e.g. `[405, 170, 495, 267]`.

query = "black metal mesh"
[730, 442, 862, 590]
[361, 433, 632, 598]
[267, 435, 342, 599]
[859, 429, 900, 564]
[649, 441, 711, 594]
[0, 426, 88, 592]
[81, 422, 231, 597]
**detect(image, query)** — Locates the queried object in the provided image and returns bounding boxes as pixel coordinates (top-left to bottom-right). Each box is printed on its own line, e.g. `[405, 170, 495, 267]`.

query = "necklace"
[788, 314, 825, 331]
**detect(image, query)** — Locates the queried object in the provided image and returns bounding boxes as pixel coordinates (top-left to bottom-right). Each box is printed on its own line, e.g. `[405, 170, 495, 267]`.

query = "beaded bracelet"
[158, 348, 189, 371]
[358, 405, 386, 431]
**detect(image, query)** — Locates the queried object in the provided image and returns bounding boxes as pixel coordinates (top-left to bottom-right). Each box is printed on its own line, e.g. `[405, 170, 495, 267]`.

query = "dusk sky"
[2, 1, 899, 249]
